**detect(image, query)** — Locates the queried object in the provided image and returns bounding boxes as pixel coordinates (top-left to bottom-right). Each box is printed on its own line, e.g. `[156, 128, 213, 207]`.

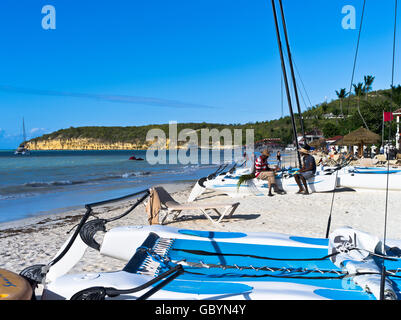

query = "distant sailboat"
[14, 118, 30, 155]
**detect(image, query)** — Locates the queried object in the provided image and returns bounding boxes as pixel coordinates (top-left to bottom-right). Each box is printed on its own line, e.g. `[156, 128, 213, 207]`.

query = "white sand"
[1, 181, 401, 293]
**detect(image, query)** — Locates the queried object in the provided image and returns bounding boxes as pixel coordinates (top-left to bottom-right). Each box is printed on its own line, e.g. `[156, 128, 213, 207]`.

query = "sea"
[0, 149, 295, 224]
[0, 150, 228, 224]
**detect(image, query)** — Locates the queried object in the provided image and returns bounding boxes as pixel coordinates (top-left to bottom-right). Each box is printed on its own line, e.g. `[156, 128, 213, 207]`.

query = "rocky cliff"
[25, 137, 237, 150]
[25, 138, 152, 150]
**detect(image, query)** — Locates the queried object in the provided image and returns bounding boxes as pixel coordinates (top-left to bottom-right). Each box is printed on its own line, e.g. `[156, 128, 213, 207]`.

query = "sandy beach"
[1, 180, 401, 296]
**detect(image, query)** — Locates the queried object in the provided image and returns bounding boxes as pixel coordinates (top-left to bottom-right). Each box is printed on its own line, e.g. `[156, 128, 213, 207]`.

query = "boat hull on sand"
[188, 168, 337, 201]
[42, 225, 401, 300]
[188, 165, 401, 201]
[336, 167, 401, 191]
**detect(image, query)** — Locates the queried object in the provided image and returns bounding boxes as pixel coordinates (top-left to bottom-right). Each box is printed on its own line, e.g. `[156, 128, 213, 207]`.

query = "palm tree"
[353, 82, 369, 130]
[335, 88, 349, 117]
[363, 75, 375, 100]
[382, 84, 401, 107]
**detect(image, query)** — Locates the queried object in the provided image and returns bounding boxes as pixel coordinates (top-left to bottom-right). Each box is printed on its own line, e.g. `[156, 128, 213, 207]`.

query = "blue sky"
[0, 0, 400, 148]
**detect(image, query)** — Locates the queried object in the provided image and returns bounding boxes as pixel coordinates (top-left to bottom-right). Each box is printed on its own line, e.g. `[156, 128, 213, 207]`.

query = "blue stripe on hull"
[155, 238, 376, 299]
[178, 229, 247, 239]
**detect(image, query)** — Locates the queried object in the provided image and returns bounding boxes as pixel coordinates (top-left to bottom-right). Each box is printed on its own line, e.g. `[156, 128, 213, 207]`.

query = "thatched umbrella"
[335, 127, 380, 157]
[309, 138, 327, 150]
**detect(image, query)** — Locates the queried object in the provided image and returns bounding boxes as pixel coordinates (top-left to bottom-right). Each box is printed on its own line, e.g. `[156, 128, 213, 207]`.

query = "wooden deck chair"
[150, 186, 240, 225]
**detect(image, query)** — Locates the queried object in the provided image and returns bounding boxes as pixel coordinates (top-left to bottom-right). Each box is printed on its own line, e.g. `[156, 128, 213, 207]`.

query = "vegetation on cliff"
[28, 80, 401, 149]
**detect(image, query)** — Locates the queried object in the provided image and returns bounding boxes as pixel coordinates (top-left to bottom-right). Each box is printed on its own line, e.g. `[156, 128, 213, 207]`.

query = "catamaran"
[0, 188, 398, 301]
[186, 158, 401, 201]
[187, 161, 337, 201]
[14, 117, 30, 156]
[334, 165, 401, 191]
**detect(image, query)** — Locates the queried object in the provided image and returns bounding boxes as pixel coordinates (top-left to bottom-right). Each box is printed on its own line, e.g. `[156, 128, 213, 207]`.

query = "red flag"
[383, 112, 394, 122]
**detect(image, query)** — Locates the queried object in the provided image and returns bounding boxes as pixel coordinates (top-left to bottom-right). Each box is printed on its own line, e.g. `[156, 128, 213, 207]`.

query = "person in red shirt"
[254, 150, 285, 196]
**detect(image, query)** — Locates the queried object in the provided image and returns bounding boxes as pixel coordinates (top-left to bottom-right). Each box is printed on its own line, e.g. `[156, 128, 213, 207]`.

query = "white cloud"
[30, 128, 46, 134]
[0, 86, 219, 110]
[29, 128, 48, 138]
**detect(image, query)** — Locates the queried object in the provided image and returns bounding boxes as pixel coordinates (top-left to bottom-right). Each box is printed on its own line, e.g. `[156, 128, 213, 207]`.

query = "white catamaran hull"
[337, 170, 401, 191]
[189, 168, 337, 200]
[188, 166, 401, 201]
[42, 225, 401, 300]
[209, 174, 337, 197]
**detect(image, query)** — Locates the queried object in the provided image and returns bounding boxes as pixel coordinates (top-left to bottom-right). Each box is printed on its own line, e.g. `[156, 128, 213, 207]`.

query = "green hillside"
[29, 83, 401, 146]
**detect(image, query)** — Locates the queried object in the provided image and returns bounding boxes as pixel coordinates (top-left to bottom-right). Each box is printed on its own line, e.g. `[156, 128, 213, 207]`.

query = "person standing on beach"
[276, 151, 282, 168]
[254, 150, 285, 197]
[293, 148, 316, 195]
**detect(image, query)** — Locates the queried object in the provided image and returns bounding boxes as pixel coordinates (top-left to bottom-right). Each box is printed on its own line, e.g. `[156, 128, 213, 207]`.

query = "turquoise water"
[0, 149, 293, 224]
[0, 150, 223, 223]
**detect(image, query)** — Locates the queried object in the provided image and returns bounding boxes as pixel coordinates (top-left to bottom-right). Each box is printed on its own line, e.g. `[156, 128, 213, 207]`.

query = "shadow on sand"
[162, 213, 261, 226]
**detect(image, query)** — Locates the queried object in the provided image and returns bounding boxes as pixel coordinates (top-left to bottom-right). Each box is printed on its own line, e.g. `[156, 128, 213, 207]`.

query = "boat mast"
[22, 117, 27, 144]
[271, 0, 302, 167]
[277, 0, 306, 143]
[380, 0, 398, 301]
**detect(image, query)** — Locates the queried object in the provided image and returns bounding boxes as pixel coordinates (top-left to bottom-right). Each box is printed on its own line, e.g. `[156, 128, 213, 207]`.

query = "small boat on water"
[129, 156, 144, 161]
[14, 118, 30, 156]
[14, 145, 30, 156]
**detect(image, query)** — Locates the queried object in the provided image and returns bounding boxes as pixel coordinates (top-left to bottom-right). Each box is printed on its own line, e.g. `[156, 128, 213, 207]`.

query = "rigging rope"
[325, 169, 340, 238]
[381, 0, 398, 301]
[134, 240, 401, 286]
[172, 247, 340, 261]
[281, 72, 284, 118]
[346, 0, 369, 131]
[139, 246, 399, 282]
[171, 246, 399, 263]
[175, 260, 345, 275]
[182, 268, 395, 281]
[278, 0, 306, 140]
[281, 49, 313, 112]
[384, 0, 398, 262]
[292, 59, 313, 110]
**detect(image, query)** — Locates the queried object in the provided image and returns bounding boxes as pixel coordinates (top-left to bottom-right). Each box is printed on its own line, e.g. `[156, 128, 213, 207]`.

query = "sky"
[0, 0, 400, 148]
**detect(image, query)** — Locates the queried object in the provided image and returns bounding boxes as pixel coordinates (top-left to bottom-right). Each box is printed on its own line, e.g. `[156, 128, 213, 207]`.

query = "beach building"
[393, 108, 401, 150]
[297, 129, 324, 145]
[326, 135, 344, 152]
[254, 138, 284, 150]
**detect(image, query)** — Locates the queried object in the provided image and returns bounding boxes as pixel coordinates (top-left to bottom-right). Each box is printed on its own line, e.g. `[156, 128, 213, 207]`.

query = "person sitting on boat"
[254, 150, 285, 197]
[293, 148, 316, 195]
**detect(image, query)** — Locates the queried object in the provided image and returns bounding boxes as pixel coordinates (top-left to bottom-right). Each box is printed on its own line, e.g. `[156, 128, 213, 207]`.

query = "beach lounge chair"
[358, 158, 379, 167]
[146, 186, 240, 225]
[374, 155, 387, 166]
